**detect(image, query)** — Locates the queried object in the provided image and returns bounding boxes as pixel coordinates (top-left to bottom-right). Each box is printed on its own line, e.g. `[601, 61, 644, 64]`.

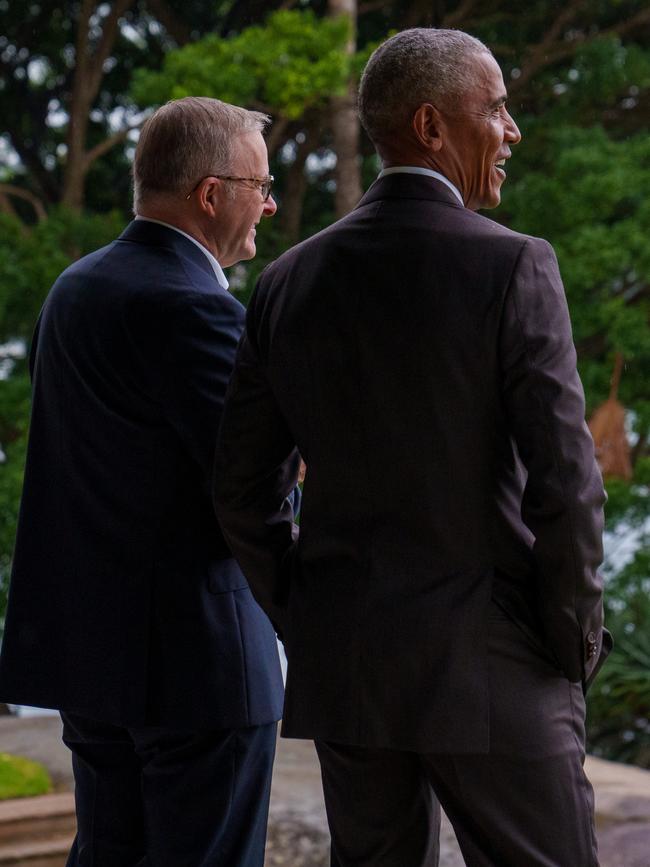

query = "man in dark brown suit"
[214, 28, 611, 867]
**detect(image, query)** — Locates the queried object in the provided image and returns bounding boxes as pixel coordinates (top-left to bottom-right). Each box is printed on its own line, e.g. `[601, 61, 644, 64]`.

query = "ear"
[195, 177, 221, 217]
[412, 103, 443, 152]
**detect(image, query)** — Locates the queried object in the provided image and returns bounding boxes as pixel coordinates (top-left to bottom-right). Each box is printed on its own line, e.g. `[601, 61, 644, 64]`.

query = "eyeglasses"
[185, 174, 274, 201]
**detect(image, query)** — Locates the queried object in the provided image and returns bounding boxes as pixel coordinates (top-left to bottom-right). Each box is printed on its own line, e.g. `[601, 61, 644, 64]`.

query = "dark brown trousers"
[315, 603, 598, 867]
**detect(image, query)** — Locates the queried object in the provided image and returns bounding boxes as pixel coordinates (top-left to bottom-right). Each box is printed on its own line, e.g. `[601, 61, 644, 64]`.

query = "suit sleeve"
[499, 237, 608, 685]
[212, 284, 301, 634]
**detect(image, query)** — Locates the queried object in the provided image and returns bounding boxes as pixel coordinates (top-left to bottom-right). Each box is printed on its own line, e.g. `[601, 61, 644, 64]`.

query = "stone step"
[0, 835, 72, 866]
[0, 794, 75, 847]
[586, 756, 650, 828]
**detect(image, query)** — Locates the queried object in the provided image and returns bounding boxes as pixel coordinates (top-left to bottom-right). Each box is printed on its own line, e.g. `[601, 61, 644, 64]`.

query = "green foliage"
[587, 628, 650, 768]
[0, 752, 52, 800]
[586, 458, 650, 766]
[0, 209, 125, 342]
[605, 462, 650, 529]
[552, 37, 650, 122]
[132, 10, 352, 120]
[502, 125, 650, 415]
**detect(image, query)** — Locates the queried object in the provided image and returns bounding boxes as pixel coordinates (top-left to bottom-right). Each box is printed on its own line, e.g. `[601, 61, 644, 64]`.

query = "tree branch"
[0, 191, 18, 220]
[0, 55, 60, 202]
[509, 0, 588, 95]
[82, 124, 140, 170]
[509, 2, 650, 98]
[442, 0, 481, 28]
[358, 0, 390, 15]
[75, 0, 95, 86]
[0, 185, 47, 222]
[88, 0, 137, 99]
[601, 5, 650, 40]
[145, 0, 192, 44]
[403, 0, 437, 28]
[1, 124, 59, 204]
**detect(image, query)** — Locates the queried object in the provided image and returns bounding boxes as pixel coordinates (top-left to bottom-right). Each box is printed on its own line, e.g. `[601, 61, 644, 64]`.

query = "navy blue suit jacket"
[0, 220, 283, 728]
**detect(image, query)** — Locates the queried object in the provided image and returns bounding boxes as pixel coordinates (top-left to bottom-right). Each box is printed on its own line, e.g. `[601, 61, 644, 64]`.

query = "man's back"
[0, 220, 283, 728]
[217, 174, 605, 751]
[259, 174, 532, 572]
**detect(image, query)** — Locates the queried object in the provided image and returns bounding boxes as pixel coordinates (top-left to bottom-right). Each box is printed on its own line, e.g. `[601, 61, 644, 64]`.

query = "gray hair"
[133, 96, 270, 211]
[359, 28, 491, 147]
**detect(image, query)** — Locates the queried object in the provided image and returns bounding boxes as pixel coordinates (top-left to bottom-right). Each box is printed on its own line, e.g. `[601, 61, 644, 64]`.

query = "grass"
[0, 752, 52, 800]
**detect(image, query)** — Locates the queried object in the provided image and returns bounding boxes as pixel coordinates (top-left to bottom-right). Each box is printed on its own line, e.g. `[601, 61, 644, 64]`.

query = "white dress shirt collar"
[135, 216, 229, 291]
[377, 166, 464, 206]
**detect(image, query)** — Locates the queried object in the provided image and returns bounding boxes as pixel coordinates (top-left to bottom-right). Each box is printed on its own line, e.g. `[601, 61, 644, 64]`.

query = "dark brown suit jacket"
[214, 174, 610, 753]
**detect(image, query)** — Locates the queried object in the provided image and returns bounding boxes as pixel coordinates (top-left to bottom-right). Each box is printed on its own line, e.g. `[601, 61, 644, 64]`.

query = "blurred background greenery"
[0, 0, 648, 766]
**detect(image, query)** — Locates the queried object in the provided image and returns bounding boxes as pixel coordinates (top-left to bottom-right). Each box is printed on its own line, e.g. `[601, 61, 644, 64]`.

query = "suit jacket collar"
[356, 173, 465, 211]
[118, 220, 221, 285]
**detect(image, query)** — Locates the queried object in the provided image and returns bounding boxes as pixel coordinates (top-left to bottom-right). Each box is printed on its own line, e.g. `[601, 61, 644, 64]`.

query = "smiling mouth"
[494, 155, 511, 177]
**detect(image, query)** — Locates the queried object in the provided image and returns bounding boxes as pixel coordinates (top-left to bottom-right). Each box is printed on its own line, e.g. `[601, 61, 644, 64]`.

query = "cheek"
[481, 131, 502, 178]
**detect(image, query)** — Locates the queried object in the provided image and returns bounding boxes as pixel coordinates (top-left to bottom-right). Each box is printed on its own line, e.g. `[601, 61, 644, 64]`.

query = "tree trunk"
[60, 0, 93, 210]
[145, 0, 192, 45]
[265, 117, 291, 163]
[328, 0, 363, 218]
[60, 0, 136, 210]
[281, 147, 310, 244]
[61, 115, 91, 211]
[279, 115, 322, 243]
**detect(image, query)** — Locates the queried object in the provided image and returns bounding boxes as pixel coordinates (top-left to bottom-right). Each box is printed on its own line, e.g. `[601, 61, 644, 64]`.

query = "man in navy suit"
[0, 97, 283, 866]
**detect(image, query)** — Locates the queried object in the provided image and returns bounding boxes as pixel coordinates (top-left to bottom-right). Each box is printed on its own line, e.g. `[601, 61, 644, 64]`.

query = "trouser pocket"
[489, 597, 564, 673]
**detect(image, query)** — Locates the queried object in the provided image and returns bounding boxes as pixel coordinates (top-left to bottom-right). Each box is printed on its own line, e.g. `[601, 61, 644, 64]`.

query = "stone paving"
[1, 715, 650, 866]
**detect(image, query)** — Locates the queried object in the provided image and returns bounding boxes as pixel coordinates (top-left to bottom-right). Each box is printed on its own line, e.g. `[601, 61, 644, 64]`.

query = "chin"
[478, 190, 501, 210]
[235, 245, 256, 264]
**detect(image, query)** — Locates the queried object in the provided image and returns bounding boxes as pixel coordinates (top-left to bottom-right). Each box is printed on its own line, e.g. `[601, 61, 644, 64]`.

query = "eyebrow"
[489, 94, 508, 109]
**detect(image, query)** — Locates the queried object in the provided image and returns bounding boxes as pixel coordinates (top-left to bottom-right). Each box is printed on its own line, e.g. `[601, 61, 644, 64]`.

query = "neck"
[381, 153, 449, 175]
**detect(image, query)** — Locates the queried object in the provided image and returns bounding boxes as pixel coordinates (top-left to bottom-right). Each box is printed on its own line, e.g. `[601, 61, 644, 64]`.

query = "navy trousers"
[61, 713, 277, 867]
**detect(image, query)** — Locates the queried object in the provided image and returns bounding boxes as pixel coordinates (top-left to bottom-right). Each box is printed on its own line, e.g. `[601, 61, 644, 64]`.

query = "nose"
[505, 109, 521, 145]
[263, 194, 277, 217]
